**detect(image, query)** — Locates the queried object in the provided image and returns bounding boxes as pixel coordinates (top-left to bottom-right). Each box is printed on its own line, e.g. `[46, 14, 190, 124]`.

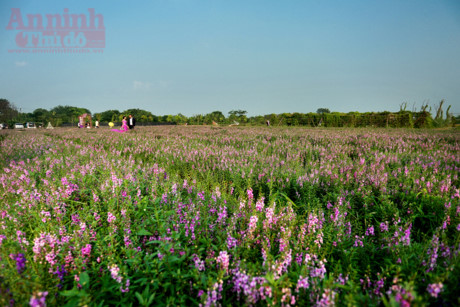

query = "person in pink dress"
[111, 116, 129, 133]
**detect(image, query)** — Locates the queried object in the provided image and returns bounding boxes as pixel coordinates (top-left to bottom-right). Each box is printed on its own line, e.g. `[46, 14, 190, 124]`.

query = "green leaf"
[60, 288, 79, 297]
[79, 271, 90, 286]
[168, 255, 180, 263]
[147, 292, 156, 305]
[135, 292, 145, 305]
[137, 228, 153, 236]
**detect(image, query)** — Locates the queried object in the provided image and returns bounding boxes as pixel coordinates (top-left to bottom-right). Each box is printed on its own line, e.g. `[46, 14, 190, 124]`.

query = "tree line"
[1, 98, 457, 128]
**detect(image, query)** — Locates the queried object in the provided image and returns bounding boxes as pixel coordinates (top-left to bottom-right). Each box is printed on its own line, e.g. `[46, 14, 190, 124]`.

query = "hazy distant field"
[1, 126, 459, 306]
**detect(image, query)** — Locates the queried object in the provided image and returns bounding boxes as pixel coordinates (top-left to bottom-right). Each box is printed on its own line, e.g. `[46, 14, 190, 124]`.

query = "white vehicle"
[25, 122, 36, 129]
[14, 123, 25, 129]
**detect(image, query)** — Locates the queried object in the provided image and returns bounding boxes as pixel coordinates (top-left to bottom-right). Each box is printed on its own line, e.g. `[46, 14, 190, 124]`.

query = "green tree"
[432, 99, 454, 127]
[0, 98, 19, 125]
[248, 115, 265, 125]
[95, 110, 120, 123]
[32, 108, 50, 124]
[204, 111, 225, 124]
[454, 115, 460, 125]
[174, 113, 188, 124]
[188, 114, 204, 125]
[50, 105, 91, 125]
[122, 108, 158, 124]
[265, 113, 278, 126]
[316, 108, 331, 114]
[228, 110, 247, 124]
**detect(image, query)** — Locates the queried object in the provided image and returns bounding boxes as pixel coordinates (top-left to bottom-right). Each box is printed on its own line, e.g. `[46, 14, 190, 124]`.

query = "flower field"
[0, 126, 459, 306]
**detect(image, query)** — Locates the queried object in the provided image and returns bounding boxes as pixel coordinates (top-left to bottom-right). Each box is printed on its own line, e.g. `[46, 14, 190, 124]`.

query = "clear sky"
[1, 0, 459, 117]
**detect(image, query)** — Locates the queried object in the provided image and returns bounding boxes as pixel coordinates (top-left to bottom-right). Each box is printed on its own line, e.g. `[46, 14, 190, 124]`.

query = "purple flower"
[108, 264, 122, 283]
[10, 253, 26, 274]
[120, 279, 130, 293]
[29, 291, 48, 307]
[107, 212, 116, 223]
[296, 276, 309, 292]
[365, 226, 375, 236]
[400, 224, 411, 246]
[255, 197, 265, 212]
[248, 216, 258, 233]
[227, 236, 238, 249]
[216, 251, 230, 273]
[192, 254, 205, 271]
[71, 214, 80, 225]
[353, 236, 364, 247]
[81, 244, 92, 257]
[427, 282, 443, 298]
[54, 265, 67, 289]
[247, 188, 254, 201]
[380, 222, 389, 232]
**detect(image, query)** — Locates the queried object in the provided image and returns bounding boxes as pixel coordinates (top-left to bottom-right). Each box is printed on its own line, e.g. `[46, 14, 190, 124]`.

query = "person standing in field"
[111, 116, 129, 133]
[128, 114, 136, 129]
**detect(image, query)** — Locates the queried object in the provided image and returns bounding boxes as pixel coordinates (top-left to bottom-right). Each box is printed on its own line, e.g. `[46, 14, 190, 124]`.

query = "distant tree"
[265, 113, 278, 126]
[151, 114, 159, 123]
[165, 115, 175, 123]
[122, 108, 155, 123]
[0, 98, 19, 124]
[432, 99, 453, 127]
[228, 110, 247, 124]
[23, 112, 34, 123]
[32, 108, 50, 124]
[399, 102, 408, 111]
[174, 113, 188, 124]
[279, 113, 294, 126]
[292, 112, 309, 125]
[248, 115, 265, 125]
[160, 115, 169, 123]
[316, 108, 331, 114]
[50, 105, 90, 124]
[454, 115, 460, 125]
[204, 111, 225, 124]
[95, 110, 120, 123]
[188, 114, 204, 125]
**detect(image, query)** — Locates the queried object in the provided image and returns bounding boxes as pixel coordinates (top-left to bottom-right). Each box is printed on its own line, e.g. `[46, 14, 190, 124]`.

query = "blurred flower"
[29, 291, 48, 307]
[427, 282, 443, 298]
[107, 212, 116, 223]
[216, 251, 230, 273]
[108, 264, 122, 283]
[10, 253, 26, 274]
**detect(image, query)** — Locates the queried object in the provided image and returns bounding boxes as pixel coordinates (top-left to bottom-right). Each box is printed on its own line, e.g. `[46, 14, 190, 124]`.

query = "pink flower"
[255, 197, 265, 212]
[29, 291, 48, 307]
[120, 279, 130, 293]
[296, 275, 310, 292]
[427, 282, 443, 298]
[108, 264, 122, 283]
[81, 244, 92, 257]
[247, 188, 254, 201]
[107, 212, 116, 223]
[249, 215, 258, 233]
[216, 251, 230, 273]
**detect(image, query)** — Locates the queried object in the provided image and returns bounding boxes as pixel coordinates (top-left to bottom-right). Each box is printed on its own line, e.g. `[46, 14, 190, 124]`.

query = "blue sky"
[1, 0, 459, 117]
